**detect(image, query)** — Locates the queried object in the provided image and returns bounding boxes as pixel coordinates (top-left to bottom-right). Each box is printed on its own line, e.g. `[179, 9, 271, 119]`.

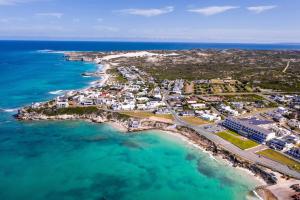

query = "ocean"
[1, 41, 299, 200]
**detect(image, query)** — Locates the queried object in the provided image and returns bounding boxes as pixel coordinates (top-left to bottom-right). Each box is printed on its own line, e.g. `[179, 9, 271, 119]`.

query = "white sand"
[95, 51, 179, 62]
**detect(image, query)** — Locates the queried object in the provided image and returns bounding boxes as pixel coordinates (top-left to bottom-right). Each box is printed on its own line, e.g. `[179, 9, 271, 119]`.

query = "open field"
[216, 131, 259, 150]
[257, 149, 300, 172]
[181, 116, 210, 126]
[184, 82, 194, 94]
[221, 94, 265, 102]
[120, 111, 174, 121]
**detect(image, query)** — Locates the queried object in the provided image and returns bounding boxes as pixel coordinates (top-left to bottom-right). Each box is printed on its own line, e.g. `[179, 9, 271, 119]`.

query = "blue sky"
[0, 0, 299, 43]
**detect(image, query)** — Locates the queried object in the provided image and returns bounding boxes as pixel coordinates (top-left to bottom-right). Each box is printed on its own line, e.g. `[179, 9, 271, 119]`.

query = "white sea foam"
[249, 190, 264, 200]
[49, 90, 65, 95]
[37, 49, 67, 54]
[0, 108, 19, 113]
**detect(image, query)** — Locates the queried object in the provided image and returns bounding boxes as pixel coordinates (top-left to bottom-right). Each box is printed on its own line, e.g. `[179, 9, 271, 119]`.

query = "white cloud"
[97, 18, 103, 22]
[0, 17, 25, 23]
[117, 6, 174, 17]
[0, 0, 37, 5]
[188, 6, 238, 16]
[72, 18, 80, 23]
[36, 13, 63, 19]
[247, 5, 277, 14]
[93, 25, 119, 32]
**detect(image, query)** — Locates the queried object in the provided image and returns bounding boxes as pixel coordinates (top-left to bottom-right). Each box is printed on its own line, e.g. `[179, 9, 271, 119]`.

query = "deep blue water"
[1, 40, 300, 52]
[1, 40, 298, 200]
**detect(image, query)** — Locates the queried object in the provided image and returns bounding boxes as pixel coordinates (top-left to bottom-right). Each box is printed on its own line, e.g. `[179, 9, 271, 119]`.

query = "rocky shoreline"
[15, 108, 277, 184]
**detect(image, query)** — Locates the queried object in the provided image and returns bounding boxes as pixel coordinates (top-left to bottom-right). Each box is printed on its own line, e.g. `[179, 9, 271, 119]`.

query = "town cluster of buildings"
[51, 63, 300, 161]
[166, 95, 221, 121]
[53, 66, 169, 115]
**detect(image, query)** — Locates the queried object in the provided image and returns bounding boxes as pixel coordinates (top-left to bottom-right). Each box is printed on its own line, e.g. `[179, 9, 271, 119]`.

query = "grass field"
[181, 116, 210, 126]
[120, 111, 174, 120]
[257, 149, 300, 172]
[222, 94, 265, 102]
[216, 131, 259, 150]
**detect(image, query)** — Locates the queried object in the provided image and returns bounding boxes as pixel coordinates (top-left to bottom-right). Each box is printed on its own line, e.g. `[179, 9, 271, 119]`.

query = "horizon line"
[1, 39, 300, 45]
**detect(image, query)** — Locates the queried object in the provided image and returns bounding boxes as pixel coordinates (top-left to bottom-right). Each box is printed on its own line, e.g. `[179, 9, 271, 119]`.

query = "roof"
[240, 117, 274, 126]
[226, 117, 273, 135]
[269, 138, 286, 145]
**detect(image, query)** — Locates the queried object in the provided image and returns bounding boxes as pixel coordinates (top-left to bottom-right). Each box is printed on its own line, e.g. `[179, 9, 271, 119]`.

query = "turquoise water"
[0, 120, 259, 200]
[0, 50, 97, 109]
[0, 41, 270, 200]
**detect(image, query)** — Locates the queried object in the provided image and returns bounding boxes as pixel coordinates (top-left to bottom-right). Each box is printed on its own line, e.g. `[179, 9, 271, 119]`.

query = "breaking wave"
[0, 108, 19, 113]
[49, 90, 65, 95]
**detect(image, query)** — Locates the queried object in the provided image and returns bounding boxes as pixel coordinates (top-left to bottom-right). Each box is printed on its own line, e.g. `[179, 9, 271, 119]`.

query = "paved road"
[162, 93, 300, 179]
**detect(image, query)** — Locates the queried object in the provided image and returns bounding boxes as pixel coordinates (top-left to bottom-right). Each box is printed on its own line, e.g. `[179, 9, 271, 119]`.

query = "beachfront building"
[267, 138, 286, 151]
[223, 117, 275, 143]
[56, 101, 69, 108]
[56, 96, 69, 108]
[286, 147, 300, 160]
[129, 120, 140, 129]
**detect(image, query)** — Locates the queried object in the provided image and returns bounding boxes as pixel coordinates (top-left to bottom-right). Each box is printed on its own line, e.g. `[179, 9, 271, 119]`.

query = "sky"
[0, 0, 299, 43]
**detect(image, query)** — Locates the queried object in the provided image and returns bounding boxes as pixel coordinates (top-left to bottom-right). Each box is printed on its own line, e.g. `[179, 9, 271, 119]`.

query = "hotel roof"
[226, 117, 273, 135]
[240, 117, 274, 126]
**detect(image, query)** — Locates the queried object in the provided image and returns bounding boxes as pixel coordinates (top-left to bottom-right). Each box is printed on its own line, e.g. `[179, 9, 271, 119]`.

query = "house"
[272, 113, 287, 124]
[129, 120, 140, 128]
[172, 79, 184, 94]
[200, 113, 220, 121]
[155, 108, 171, 115]
[179, 110, 195, 116]
[81, 99, 94, 106]
[57, 101, 69, 108]
[190, 103, 206, 110]
[153, 87, 162, 99]
[220, 105, 239, 116]
[137, 104, 146, 110]
[186, 96, 198, 104]
[146, 101, 165, 110]
[288, 119, 300, 129]
[136, 97, 149, 103]
[282, 135, 300, 145]
[231, 102, 244, 109]
[121, 103, 135, 110]
[31, 102, 41, 109]
[56, 96, 69, 108]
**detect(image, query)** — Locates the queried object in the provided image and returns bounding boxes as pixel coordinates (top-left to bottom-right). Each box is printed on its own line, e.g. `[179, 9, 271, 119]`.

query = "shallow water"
[0, 119, 260, 200]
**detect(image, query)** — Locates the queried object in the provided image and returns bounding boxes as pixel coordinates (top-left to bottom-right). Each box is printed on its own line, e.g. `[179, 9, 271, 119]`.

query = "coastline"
[15, 51, 299, 200]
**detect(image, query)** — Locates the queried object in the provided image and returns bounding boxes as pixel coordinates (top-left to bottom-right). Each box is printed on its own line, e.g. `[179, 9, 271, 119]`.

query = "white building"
[190, 103, 206, 110]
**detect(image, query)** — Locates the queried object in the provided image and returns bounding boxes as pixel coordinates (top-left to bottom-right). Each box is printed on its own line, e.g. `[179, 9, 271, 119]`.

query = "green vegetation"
[116, 49, 300, 92]
[257, 149, 300, 172]
[41, 106, 99, 116]
[107, 68, 127, 83]
[216, 131, 259, 150]
[222, 94, 265, 102]
[181, 116, 210, 126]
[120, 111, 174, 121]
